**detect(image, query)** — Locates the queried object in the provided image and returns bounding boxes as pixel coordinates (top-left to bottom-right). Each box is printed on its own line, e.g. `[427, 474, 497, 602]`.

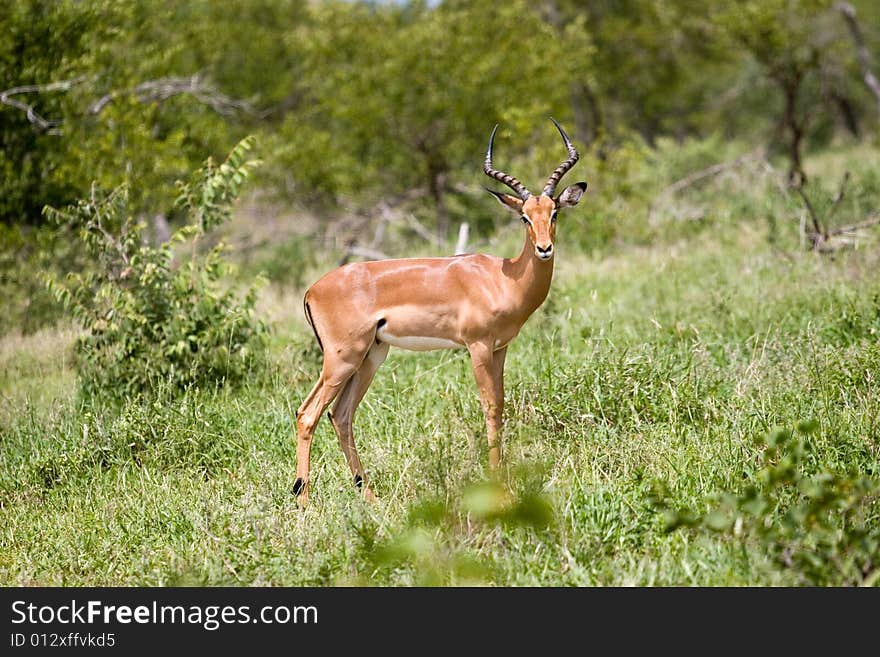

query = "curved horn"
[542, 117, 580, 197]
[483, 124, 531, 201]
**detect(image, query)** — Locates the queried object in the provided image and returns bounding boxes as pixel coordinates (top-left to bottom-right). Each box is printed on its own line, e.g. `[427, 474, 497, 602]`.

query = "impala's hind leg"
[329, 341, 389, 501]
[295, 332, 375, 507]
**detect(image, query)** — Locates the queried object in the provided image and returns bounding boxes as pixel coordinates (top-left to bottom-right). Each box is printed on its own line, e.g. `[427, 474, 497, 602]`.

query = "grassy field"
[2, 149, 880, 586]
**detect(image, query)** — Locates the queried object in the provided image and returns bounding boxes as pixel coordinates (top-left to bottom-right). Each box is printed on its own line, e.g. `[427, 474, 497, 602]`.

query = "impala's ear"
[485, 188, 524, 214]
[556, 182, 587, 208]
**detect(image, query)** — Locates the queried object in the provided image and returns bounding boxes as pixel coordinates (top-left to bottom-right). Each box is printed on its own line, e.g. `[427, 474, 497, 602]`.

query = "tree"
[270, 0, 589, 240]
[0, 0, 307, 226]
[716, 1, 856, 186]
[547, 0, 731, 146]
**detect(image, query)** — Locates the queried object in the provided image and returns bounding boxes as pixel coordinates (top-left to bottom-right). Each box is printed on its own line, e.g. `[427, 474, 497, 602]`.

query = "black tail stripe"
[304, 301, 324, 353]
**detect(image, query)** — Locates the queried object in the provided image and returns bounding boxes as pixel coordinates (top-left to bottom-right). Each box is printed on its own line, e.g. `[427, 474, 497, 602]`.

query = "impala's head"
[484, 119, 587, 261]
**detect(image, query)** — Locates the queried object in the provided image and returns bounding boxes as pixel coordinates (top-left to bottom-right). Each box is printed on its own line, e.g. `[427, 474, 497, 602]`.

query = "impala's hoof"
[294, 478, 309, 508]
[353, 474, 376, 502]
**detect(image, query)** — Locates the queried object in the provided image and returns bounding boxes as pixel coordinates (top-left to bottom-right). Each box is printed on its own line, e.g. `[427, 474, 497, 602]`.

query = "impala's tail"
[303, 296, 324, 353]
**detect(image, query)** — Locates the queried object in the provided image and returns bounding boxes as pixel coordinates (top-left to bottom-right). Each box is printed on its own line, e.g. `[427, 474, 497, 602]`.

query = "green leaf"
[796, 419, 820, 435]
[461, 481, 508, 519]
[704, 510, 731, 532]
[767, 427, 792, 447]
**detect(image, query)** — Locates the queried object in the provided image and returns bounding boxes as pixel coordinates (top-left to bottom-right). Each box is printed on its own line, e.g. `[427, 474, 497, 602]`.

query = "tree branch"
[2, 73, 256, 135]
[792, 172, 877, 253]
[648, 147, 765, 222]
[794, 185, 825, 239]
[828, 213, 880, 237]
[837, 2, 880, 113]
[340, 245, 388, 265]
[0, 76, 87, 133]
[89, 74, 256, 117]
[664, 147, 766, 197]
[402, 212, 445, 247]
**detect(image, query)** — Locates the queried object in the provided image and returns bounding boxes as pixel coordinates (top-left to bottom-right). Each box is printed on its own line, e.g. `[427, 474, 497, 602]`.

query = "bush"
[0, 224, 79, 335]
[45, 137, 267, 400]
[654, 422, 880, 586]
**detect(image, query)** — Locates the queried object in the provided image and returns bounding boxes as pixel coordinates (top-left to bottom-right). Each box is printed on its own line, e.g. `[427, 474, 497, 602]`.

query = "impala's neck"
[507, 232, 554, 316]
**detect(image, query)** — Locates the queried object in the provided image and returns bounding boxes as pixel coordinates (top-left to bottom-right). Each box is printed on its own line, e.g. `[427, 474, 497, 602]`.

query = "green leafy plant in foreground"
[45, 137, 267, 400]
[350, 470, 556, 586]
[654, 421, 880, 586]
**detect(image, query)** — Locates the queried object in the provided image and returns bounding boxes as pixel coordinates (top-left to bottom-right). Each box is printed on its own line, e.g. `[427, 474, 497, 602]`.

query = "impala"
[293, 119, 587, 505]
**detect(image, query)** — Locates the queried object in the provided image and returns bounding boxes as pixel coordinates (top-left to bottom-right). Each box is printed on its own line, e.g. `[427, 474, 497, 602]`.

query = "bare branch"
[791, 172, 877, 253]
[665, 148, 766, 197]
[341, 245, 388, 265]
[360, 192, 446, 248]
[402, 212, 445, 247]
[90, 74, 256, 117]
[2, 73, 256, 135]
[837, 2, 880, 113]
[828, 213, 880, 237]
[336, 183, 481, 262]
[794, 185, 825, 239]
[759, 159, 792, 197]
[648, 147, 766, 222]
[0, 76, 87, 133]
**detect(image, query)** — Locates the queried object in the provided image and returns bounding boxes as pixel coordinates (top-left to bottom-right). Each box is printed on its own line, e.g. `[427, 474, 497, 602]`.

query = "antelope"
[293, 119, 587, 505]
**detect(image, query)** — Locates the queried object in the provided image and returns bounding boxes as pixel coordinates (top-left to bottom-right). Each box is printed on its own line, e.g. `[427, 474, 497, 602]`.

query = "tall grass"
[2, 144, 879, 585]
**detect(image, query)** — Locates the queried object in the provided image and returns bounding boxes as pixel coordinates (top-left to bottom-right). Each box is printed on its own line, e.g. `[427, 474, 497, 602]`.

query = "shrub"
[0, 223, 85, 336]
[46, 137, 267, 400]
[654, 422, 880, 586]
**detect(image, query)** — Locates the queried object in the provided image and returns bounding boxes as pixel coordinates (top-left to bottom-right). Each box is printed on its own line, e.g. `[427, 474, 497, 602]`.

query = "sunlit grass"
[3, 201, 879, 585]
[2, 146, 879, 585]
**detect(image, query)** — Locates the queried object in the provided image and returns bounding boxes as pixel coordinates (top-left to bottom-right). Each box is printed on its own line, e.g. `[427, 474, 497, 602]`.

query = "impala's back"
[304, 252, 509, 352]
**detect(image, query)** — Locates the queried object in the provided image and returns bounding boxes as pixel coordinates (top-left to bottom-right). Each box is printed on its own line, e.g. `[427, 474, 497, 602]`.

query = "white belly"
[376, 328, 461, 352]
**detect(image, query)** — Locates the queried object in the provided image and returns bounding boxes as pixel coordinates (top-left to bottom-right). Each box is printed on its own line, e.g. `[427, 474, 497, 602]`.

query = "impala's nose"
[536, 243, 553, 260]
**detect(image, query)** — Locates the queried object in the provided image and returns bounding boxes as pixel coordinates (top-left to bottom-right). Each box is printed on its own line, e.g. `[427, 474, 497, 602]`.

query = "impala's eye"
[550, 211, 558, 224]
[521, 215, 531, 225]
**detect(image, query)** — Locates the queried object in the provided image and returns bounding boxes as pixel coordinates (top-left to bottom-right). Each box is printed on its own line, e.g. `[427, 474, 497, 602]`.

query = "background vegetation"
[1, 0, 879, 585]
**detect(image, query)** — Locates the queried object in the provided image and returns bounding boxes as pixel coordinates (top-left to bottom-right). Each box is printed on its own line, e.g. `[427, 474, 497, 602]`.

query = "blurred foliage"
[351, 465, 557, 586]
[1, 0, 879, 331]
[237, 234, 316, 288]
[653, 422, 880, 586]
[0, 222, 84, 334]
[268, 1, 588, 224]
[2, 0, 877, 229]
[45, 137, 267, 400]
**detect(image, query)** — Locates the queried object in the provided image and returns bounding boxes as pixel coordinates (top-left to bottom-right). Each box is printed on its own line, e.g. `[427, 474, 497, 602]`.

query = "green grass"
[2, 146, 880, 586]
[3, 225, 879, 585]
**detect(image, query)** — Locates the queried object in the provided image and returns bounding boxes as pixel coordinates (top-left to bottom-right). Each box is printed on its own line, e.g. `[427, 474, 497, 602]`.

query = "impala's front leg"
[468, 342, 507, 469]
